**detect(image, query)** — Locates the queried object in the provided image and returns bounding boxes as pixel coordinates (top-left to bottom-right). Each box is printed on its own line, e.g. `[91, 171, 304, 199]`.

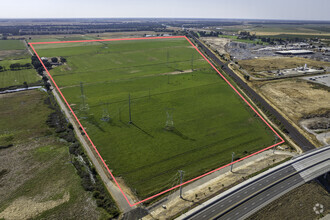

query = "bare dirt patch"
[160, 69, 194, 75]
[116, 177, 140, 203]
[201, 37, 230, 55]
[257, 79, 330, 123]
[0, 193, 70, 220]
[238, 57, 329, 75]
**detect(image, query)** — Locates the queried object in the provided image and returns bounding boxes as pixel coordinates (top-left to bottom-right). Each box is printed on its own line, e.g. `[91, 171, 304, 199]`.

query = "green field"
[34, 38, 275, 199]
[0, 40, 25, 50]
[0, 57, 39, 88]
[0, 69, 39, 88]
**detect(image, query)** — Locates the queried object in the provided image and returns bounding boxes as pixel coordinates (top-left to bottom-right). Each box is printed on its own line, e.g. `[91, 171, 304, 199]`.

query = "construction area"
[257, 64, 325, 79]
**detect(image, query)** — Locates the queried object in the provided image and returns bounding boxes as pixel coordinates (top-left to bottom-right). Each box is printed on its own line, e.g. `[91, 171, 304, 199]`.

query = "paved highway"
[178, 145, 330, 220]
[187, 33, 315, 152]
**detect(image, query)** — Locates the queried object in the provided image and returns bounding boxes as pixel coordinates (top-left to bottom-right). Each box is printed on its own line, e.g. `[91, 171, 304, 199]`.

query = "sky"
[1, 0, 330, 21]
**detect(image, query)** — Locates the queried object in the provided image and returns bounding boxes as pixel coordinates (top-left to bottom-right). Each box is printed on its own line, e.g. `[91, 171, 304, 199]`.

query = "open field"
[0, 40, 25, 50]
[33, 38, 275, 200]
[238, 57, 329, 75]
[247, 181, 330, 220]
[0, 40, 39, 88]
[0, 90, 103, 219]
[24, 31, 170, 43]
[0, 57, 39, 89]
[0, 69, 39, 88]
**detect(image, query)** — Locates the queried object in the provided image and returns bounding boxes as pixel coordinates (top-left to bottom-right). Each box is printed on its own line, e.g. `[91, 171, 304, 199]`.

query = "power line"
[128, 93, 132, 124]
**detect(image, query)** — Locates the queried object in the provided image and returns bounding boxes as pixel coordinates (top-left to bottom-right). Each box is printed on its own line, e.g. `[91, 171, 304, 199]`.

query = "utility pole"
[167, 49, 169, 66]
[128, 93, 132, 124]
[231, 152, 235, 172]
[273, 135, 278, 153]
[179, 170, 184, 198]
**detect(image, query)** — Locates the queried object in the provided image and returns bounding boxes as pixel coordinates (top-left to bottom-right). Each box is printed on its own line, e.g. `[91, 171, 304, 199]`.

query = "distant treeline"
[0, 22, 169, 35]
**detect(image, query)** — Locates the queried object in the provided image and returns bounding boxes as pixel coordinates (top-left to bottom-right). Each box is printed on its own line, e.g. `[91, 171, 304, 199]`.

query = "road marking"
[244, 191, 247, 194]
[229, 200, 232, 202]
[220, 204, 224, 207]
[203, 215, 207, 218]
[235, 212, 239, 215]
[260, 197, 263, 201]
[267, 193, 270, 196]
[251, 187, 255, 190]
[211, 210, 215, 213]
[244, 207, 248, 210]
[207, 169, 302, 220]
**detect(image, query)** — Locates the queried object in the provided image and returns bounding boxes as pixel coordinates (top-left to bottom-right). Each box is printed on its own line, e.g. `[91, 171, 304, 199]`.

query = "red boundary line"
[30, 36, 285, 207]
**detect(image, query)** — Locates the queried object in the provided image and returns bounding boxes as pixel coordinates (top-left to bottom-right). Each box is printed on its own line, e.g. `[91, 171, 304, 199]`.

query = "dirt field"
[201, 37, 230, 55]
[256, 79, 330, 122]
[238, 57, 329, 75]
[247, 181, 330, 220]
[254, 79, 330, 146]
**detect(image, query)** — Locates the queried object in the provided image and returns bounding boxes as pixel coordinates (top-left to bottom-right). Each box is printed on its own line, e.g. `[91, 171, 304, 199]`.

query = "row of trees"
[0, 63, 32, 71]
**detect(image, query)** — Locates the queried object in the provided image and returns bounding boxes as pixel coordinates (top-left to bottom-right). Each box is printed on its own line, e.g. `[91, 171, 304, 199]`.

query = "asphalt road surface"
[181, 146, 330, 220]
[188, 33, 315, 152]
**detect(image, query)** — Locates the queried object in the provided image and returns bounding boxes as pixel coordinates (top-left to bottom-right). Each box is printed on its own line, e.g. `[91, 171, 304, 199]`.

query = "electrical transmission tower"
[165, 108, 175, 130]
[100, 103, 110, 122]
[79, 82, 89, 113]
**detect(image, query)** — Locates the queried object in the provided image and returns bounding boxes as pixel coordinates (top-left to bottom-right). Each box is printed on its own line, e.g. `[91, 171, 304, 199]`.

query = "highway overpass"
[177, 145, 330, 220]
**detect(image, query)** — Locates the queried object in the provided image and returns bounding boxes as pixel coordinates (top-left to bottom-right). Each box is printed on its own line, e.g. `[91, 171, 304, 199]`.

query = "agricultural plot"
[32, 38, 275, 201]
[0, 40, 39, 88]
[0, 40, 25, 50]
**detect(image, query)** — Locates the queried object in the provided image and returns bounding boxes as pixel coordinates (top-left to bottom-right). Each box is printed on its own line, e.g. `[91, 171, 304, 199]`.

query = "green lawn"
[34, 38, 275, 199]
[0, 40, 25, 50]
